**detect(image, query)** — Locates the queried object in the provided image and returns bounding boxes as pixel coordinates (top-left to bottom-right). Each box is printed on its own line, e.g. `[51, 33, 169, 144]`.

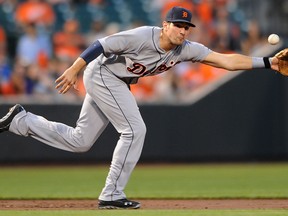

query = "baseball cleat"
[98, 199, 141, 209]
[0, 104, 24, 133]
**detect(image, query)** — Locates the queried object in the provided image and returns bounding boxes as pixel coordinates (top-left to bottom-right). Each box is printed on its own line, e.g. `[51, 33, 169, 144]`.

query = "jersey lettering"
[127, 61, 181, 76]
[127, 63, 146, 75]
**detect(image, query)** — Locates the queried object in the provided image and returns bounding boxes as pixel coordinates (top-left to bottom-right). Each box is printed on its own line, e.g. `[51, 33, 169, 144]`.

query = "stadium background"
[0, 0, 288, 163]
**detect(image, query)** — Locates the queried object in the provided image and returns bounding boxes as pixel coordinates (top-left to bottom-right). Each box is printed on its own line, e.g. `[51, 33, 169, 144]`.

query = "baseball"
[268, 34, 280, 45]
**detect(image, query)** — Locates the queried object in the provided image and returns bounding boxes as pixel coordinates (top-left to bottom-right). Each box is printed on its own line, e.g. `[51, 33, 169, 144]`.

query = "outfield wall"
[1, 68, 288, 163]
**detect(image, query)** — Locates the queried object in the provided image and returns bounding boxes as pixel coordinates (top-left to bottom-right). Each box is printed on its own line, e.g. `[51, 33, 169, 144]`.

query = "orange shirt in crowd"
[161, 0, 194, 20]
[53, 20, 86, 60]
[196, 0, 213, 25]
[0, 26, 6, 43]
[15, 0, 55, 26]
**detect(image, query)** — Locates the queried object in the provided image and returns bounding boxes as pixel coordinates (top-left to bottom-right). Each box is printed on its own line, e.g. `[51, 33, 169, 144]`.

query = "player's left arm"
[201, 51, 280, 72]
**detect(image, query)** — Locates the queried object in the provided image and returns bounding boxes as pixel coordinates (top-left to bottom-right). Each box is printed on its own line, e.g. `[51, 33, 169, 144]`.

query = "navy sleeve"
[80, 40, 104, 64]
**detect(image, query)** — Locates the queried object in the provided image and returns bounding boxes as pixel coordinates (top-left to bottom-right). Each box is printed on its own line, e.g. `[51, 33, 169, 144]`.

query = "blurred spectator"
[168, 62, 227, 101]
[85, 0, 106, 28]
[10, 61, 26, 94]
[0, 26, 6, 50]
[161, 0, 194, 21]
[0, 0, 283, 103]
[0, 25, 14, 95]
[25, 63, 43, 94]
[8, 60, 55, 95]
[210, 5, 241, 53]
[182, 63, 226, 88]
[53, 19, 86, 61]
[8, 57, 82, 96]
[15, 0, 55, 28]
[195, 0, 213, 26]
[241, 20, 266, 55]
[16, 22, 52, 67]
[85, 21, 120, 47]
[25, 63, 54, 94]
[131, 73, 177, 103]
[104, 22, 121, 35]
[46, 0, 69, 4]
[130, 76, 160, 102]
[0, 0, 19, 33]
[85, 20, 106, 45]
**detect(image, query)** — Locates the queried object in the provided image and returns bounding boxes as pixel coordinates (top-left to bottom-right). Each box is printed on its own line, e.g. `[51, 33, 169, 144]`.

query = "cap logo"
[165, 7, 196, 27]
[182, 11, 188, 18]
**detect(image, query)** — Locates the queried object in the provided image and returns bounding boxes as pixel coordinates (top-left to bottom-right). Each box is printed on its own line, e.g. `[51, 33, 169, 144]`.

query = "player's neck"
[159, 31, 177, 52]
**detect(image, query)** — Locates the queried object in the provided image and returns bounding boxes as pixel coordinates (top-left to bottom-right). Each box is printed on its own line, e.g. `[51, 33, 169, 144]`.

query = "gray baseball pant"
[9, 65, 146, 201]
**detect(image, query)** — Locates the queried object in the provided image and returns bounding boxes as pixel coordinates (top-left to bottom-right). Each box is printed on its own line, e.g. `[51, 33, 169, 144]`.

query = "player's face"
[165, 22, 191, 45]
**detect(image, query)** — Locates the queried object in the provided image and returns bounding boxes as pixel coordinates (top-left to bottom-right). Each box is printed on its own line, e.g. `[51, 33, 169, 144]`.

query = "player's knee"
[121, 121, 146, 141]
[70, 137, 94, 153]
[70, 128, 96, 153]
[68, 142, 92, 153]
[133, 121, 146, 140]
[73, 145, 92, 153]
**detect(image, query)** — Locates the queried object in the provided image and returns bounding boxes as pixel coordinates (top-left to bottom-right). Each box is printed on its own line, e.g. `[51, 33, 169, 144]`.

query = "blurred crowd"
[0, 0, 276, 103]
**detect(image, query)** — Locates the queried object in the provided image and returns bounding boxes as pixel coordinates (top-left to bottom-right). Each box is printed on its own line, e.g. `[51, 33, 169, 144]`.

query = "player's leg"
[84, 67, 146, 206]
[7, 94, 109, 152]
[0, 104, 24, 132]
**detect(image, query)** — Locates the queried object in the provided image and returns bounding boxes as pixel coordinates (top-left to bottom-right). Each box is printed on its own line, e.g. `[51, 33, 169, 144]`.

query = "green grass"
[127, 163, 288, 199]
[0, 166, 106, 199]
[1, 163, 288, 199]
[0, 163, 288, 215]
[0, 210, 288, 216]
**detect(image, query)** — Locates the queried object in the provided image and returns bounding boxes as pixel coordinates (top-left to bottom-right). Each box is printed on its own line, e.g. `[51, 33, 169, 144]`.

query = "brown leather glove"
[275, 48, 288, 76]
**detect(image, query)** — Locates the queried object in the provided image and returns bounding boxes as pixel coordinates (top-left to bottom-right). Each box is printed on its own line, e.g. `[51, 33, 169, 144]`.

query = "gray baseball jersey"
[97, 26, 211, 79]
[9, 25, 212, 201]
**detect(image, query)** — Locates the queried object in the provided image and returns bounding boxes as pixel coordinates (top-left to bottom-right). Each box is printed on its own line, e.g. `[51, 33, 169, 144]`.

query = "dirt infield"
[0, 199, 287, 210]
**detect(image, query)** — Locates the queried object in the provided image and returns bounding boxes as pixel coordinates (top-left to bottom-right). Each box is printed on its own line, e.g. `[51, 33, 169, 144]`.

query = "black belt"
[118, 77, 139, 85]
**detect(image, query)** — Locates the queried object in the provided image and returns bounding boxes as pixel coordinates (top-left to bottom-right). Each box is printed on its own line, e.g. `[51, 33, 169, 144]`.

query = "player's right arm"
[55, 57, 87, 94]
[55, 41, 104, 94]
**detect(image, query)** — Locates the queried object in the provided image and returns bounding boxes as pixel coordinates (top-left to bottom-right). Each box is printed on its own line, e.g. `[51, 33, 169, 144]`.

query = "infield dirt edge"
[0, 199, 288, 210]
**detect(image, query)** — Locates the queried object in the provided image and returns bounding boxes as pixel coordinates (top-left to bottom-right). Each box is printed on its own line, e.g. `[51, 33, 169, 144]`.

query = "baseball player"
[0, 6, 284, 209]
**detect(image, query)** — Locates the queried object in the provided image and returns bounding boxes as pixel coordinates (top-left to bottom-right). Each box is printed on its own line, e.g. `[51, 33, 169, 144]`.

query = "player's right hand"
[55, 68, 78, 94]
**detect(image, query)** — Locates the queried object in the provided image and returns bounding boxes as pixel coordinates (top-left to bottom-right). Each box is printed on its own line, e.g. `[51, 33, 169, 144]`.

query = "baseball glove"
[275, 48, 288, 76]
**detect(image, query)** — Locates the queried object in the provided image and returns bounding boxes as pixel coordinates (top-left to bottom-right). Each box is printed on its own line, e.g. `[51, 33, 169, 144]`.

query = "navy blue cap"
[165, 6, 196, 27]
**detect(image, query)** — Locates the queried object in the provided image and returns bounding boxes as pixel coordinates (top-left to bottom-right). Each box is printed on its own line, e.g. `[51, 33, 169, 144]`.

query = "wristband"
[263, 57, 271, 68]
[80, 40, 104, 64]
[252, 57, 272, 69]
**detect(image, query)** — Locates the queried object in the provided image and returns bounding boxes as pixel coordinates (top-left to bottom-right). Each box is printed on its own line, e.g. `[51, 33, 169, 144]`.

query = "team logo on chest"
[127, 61, 181, 76]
